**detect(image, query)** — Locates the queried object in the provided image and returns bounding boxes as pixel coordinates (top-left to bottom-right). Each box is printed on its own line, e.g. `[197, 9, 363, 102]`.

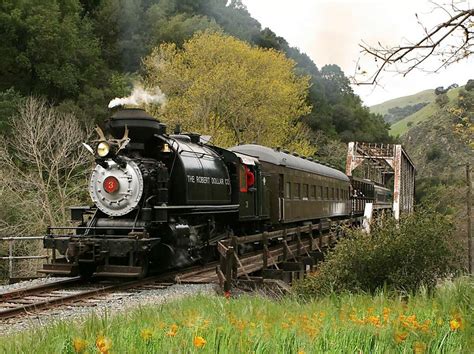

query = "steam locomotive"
[42, 108, 390, 278]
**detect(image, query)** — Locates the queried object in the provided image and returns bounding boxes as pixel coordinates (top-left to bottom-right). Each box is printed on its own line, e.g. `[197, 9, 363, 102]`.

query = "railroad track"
[0, 228, 333, 321]
[0, 264, 217, 320]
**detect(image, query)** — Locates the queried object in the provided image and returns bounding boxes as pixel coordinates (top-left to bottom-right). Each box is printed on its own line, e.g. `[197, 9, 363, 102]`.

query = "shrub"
[426, 145, 442, 161]
[465, 79, 474, 91]
[435, 93, 449, 107]
[294, 209, 462, 297]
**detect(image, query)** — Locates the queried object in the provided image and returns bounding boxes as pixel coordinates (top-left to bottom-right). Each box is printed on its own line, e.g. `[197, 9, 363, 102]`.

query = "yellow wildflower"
[394, 331, 408, 344]
[419, 320, 431, 333]
[95, 335, 112, 354]
[449, 318, 461, 331]
[72, 338, 87, 353]
[383, 307, 391, 323]
[297, 350, 306, 354]
[140, 328, 153, 341]
[166, 323, 179, 337]
[366, 315, 381, 327]
[193, 336, 207, 348]
[413, 341, 427, 354]
[281, 322, 290, 329]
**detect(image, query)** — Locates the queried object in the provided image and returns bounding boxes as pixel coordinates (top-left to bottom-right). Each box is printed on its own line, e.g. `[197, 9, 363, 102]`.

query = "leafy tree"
[0, 0, 126, 123]
[0, 88, 24, 132]
[0, 0, 101, 99]
[146, 11, 220, 48]
[144, 32, 313, 154]
[466, 79, 474, 91]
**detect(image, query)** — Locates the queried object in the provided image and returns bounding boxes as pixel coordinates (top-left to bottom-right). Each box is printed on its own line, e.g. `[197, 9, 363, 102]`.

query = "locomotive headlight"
[97, 142, 110, 157]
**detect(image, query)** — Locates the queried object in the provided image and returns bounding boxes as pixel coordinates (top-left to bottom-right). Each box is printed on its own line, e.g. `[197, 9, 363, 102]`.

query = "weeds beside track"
[1, 277, 471, 353]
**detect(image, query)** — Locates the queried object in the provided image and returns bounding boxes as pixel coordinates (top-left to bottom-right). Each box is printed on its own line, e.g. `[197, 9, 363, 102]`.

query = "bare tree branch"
[353, 1, 473, 85]
[0, 97, 92, 235]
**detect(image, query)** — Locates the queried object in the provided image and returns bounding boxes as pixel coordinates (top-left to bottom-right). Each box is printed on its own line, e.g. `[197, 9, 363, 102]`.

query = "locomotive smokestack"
[106, 108, 166, 143]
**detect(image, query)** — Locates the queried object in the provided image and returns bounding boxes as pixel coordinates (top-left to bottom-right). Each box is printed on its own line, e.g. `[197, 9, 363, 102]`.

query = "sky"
[242, 0, 473, 106]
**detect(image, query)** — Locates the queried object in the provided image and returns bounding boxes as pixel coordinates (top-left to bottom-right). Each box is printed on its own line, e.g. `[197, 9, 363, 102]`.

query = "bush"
[294, 209, 462, 297]
[435, 93, 449, 107]
[426, 145, 442, 161]
[465, 79, 474, 91]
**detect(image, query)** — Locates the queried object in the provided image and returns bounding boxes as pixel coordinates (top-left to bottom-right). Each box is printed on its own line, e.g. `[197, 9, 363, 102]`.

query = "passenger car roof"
[229, 144, 349, 182]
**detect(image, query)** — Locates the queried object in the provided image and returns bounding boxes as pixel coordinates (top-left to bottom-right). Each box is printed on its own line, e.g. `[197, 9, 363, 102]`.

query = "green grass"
[390, 87, 463, 137]
[389, 102, 437, 137]
[370, 89, 435, 116]
[1, 277, 472, 353]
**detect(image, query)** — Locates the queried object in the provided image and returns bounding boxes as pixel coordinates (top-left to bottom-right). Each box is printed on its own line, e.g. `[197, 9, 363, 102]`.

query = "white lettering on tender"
[187, 175, 231, 186]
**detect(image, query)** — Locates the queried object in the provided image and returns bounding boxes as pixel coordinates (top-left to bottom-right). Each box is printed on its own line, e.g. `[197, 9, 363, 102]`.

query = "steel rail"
[0, 264, 217, 320]
[0, 277, 82, 302]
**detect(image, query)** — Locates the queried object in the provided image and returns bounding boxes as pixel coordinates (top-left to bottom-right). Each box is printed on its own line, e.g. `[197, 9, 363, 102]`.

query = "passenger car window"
[285, 182, 291, 198]
[302, 184, 308, 199]
[310, 186, 316, 199]
[293, 183, 300, 199]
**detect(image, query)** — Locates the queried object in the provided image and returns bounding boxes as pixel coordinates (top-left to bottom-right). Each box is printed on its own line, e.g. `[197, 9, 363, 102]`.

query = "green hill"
[401, 86, 471, 178]
[370, 89, 435, 117]
[390, 88, 462, 137]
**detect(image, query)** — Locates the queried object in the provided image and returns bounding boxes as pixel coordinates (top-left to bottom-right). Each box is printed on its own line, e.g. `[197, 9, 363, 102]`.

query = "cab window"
[239, 165, 247, 192]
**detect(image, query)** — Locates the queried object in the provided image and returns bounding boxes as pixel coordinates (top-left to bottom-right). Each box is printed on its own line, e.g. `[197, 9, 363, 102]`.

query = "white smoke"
[108, 84, 167, 108]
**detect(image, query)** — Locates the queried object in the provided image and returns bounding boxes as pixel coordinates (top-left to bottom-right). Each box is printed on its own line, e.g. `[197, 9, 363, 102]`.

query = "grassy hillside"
[390, 88, 462, 137]
[400, 87, 472, 269]
[370, 89, 435, 116]
[389, 102, 436, 136]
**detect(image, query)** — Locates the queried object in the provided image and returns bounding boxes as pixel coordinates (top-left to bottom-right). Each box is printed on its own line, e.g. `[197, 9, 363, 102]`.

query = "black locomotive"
[42, 108, 389, 278]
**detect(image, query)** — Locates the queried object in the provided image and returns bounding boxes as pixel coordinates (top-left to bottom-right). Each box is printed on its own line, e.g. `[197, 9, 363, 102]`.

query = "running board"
[39, 263, 79, 276]
[93, 265, 144, 278]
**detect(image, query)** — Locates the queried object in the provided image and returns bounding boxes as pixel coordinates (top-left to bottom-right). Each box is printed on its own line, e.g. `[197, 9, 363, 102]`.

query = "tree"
[355, 2, 473, 84]
[143, 31, 314, 155]
[0, 0, 103, 99]
[0, 98, 91, 235]
[0, 0, 125, 124]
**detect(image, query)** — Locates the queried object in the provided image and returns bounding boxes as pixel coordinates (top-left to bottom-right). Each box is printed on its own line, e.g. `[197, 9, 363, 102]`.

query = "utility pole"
[467, 163, 472, 274]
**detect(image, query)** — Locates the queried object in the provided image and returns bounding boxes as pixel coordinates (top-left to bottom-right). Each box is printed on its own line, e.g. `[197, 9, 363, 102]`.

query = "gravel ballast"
[0, 281, 216, 336]
[0, 277, 71, 295]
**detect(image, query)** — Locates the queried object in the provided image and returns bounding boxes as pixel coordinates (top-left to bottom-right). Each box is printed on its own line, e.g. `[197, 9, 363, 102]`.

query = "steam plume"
[108, 84, 167, 108]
